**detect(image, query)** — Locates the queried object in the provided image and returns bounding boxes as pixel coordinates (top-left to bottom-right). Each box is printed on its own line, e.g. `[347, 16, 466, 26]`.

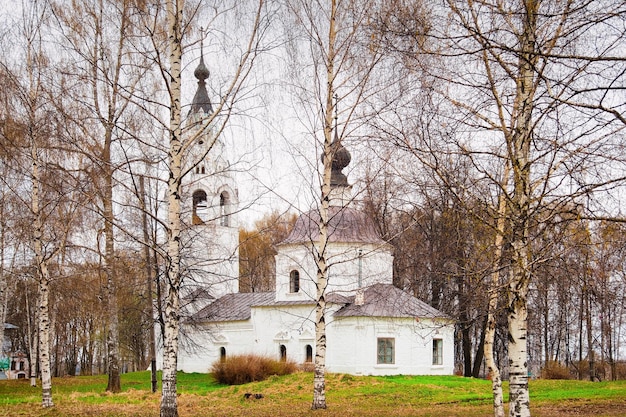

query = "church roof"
[331, 283, 450, 319]
[194, 291, 321, 322]
[194, 292, 274, 322]
[280, 206, 386, 245]
[192, 283, 448, 323]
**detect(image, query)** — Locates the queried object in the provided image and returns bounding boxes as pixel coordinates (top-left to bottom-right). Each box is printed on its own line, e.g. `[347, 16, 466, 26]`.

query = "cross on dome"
[190, 27, 213, 115]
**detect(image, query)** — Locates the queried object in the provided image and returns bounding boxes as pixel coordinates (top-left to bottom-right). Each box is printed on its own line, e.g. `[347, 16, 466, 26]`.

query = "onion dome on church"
[189, 52, 213, 115]
[323, 130, 351, 187]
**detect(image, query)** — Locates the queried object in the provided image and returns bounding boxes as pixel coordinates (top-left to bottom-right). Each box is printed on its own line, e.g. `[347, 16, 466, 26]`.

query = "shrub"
[541, 361, 571, 380]
[211, 354, 297, 385]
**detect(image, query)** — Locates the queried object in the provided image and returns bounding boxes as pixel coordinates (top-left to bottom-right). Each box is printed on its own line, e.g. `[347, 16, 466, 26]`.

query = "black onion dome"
[189, 55, 213, 115]
[330, 138, 351, 186]
[280, 206, 385, 245]
[321, 131, 351, 187]
[194, 56, 210, 80]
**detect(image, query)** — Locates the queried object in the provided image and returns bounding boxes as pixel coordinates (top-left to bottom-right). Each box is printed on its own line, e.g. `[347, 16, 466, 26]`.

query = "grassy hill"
[1, 371, 625, 416]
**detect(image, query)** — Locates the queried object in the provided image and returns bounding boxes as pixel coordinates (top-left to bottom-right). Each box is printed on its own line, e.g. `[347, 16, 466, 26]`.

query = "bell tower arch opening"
[219, 191, 231, 227]
[192, 190, 208, 225]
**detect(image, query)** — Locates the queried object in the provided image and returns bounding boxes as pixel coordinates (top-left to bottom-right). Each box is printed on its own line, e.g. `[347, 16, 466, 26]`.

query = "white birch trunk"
[161, 1, 183, 416]
[311, 0, 337, 410]
[25, 21, 54, 406]
[485, 163, 509, 417]
[0, 215, 6, 365]
[104, 175, 120, 393]
[140, 176, 158, 393]
[507, 2, 537, 415]
[26, 288, 38, 387]
[32, 141, 54, 408]
[507, 267, 530, 417]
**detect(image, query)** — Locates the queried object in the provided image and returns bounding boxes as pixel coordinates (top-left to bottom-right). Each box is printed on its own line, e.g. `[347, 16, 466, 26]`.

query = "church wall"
[181, 223, 239, 298]
[178, 304, 321, 373]
[325, 242, 394, 290]
[178, 304, 454, 377]
[326, 316, 455, 376]
[275, 243, 394, 302]
[274, 246, 317, 302]
[250, 304, 319, 363]
[178, 321, 254, 373]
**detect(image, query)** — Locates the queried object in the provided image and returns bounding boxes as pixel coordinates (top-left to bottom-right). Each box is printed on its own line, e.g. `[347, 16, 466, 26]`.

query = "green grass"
[1, 372, 625, 416]
[530, 378, 626, 401]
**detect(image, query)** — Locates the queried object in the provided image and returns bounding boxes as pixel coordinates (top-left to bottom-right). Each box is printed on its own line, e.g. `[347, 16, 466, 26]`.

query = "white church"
[174, 52, 455, 376]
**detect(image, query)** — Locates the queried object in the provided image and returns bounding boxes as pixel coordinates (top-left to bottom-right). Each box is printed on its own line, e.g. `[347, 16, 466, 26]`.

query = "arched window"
[279, 344, 287, 362]
[305, 345, 313, 363]
[219, 191, 230, 227]
[220, 347, 226, 362]
[192, 190, 207, 225]
[201, 166, 205, 174]
[289, 270, 300, 293]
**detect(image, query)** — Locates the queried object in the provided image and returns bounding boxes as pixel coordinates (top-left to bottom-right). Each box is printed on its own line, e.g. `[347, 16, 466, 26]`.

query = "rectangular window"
[433, 339, 443, 365]
[377, 338, 394, 364]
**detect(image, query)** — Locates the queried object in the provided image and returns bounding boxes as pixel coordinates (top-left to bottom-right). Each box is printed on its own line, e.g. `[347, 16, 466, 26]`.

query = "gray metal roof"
[331, 283, 450, 319]
[280, 206, 386, 245]
[192, 283, 449, 323]
[193, 291, 318, 322]
[194, 292, 275, 322]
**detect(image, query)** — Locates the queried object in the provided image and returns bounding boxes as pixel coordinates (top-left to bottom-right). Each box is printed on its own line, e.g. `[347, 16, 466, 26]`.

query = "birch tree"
[145, 2, 271, 415]
[0, 195, 11, 379]
[159, 3, 184, 413]
[310, 1, 337, 407]
[24, 3, 54, 407]
[0, 71, 35, 387]
[0, 127, 14, 381]
[282, 0, 387, 408]
[373, 0, 626, 415]
[0, 0, 85, 404]
[49, 0, 149, 392]
[484, 163, 509, 417]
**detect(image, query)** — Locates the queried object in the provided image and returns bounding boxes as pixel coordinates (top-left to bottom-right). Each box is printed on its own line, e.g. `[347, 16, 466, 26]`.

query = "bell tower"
[182, 38, 239, 305]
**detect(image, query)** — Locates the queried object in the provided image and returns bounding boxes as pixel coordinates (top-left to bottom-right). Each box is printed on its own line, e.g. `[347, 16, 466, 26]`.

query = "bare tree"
[0, 0, 88, 405]
[485, 163, 509, 417]
[281, 0, 388, 408]
[24, 3, 55, 407]
[372, 1, 626, 415]
[148, 1, 271, 415]
[49, 0, 150, 393]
